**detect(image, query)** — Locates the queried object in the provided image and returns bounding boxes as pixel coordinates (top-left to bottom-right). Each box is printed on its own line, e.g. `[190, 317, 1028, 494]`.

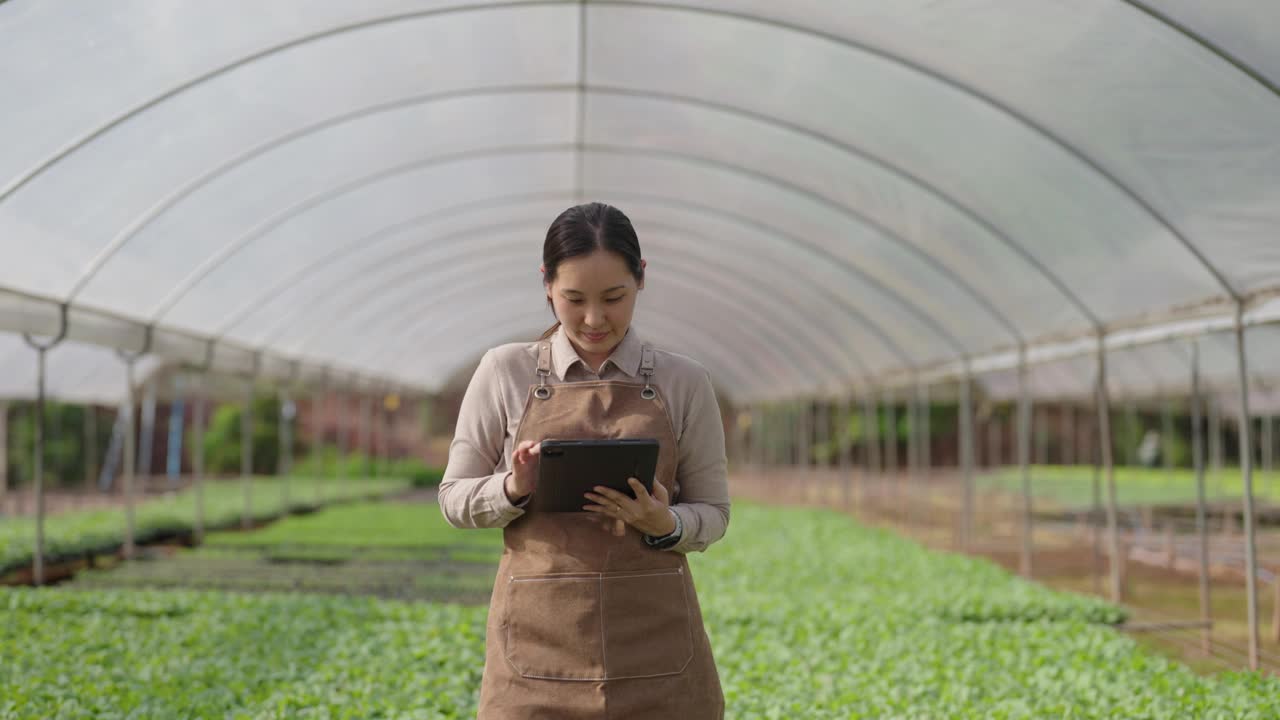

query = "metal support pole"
[121, 361, 138, 558]
[312, 378, 325, 503]
[1063, 403, 1076, 467]
[1263, 414, 1274, 475]
[279, 388, 294, 509]
[884, 390, 897, 505]
[1125, 400, 1139, 467]
[1231, 308, 1261, 671]
[23, 310, 67, 585]
[84, 404, 97, 491]
[360, 392, 373, 480]
[31, 347, 49, 584]
[192, 374, 207, 545]
[906, 383, 918, 525]
[861, 391, 878, 514]
[337, 387, 349, 499]
[921, 380, 931, 494]
[1017, 349, 1034, 577]
[241, 374, 254, 529]
[960, 368, 975, 551]
[1035, 404, 1049, 466]
[381, 392, 394, 475]
[1163, 397, 1175, 478]
[839, 394, 853, 509]
[1097, 339, 1123, 602]
[1090, 377, 1103, 597]
[1190, 342, 1212, 655]
[1208, 396, 1222, 497]
[0, 402, 8, 513]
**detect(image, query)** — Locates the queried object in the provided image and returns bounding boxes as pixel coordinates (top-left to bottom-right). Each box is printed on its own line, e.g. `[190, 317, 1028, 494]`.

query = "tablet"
[532, 438, 660, 513]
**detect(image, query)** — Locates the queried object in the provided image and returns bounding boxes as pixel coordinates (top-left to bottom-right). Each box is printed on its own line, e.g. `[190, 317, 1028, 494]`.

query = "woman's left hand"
[584, 479, 675, 538]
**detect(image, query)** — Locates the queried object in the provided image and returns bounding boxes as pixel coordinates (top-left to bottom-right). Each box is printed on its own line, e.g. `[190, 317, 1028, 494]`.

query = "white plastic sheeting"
[1, 1, 1278, 402]
[0, 335, 163, 405]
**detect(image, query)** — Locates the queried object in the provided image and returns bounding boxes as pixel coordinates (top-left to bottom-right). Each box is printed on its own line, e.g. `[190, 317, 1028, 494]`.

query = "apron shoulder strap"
[639, 344, 656, 377]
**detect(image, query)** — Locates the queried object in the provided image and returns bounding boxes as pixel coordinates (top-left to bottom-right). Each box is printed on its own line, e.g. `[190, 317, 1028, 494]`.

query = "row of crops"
[3, 498, 1278, 717]
[977, 466, 1280, 509]
[0, 476, 412, 576]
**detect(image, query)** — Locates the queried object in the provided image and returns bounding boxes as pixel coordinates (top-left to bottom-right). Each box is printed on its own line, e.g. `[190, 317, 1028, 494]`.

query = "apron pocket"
[502, 567, 693, 681]
[504, 573, 605, 680]
[601, 567, 694, 679]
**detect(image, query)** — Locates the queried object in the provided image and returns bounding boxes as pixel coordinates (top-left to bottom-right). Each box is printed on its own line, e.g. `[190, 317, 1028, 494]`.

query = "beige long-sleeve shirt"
[439, 325, 730, 553]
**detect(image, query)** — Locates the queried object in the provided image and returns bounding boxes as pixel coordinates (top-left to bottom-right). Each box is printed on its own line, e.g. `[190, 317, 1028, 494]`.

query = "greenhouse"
[2, 1, 1279, 717]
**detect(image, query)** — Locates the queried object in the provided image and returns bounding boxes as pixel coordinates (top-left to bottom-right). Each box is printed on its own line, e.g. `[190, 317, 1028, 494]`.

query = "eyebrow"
[563, 286, 627, 295]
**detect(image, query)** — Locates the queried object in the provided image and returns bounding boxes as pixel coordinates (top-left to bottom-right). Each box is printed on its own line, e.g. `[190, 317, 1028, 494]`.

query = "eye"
[567, 298, 584, 305]
[605, 296, 624, 304]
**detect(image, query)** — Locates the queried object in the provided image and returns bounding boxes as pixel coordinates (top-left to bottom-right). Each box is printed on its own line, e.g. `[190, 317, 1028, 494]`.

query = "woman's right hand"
[505, 440, 542, 504]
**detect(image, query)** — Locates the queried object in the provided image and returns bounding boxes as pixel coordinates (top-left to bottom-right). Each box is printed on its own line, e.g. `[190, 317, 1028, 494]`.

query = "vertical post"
[313, 378, 325, 503]
[860, 386, 880, 509]
[987, 410, 1001, 471]
[921, 380, 931, 520]
[1090, 376, 1103, 597]
[1017, 348, 1034, 577]
[241, 375, 254, 529]
[84, 404, 97, 491]
[360, 392, 373, 480]
[960, 367, 975, 552]
[816, 395, 830, 504]
[1064, 403, 1076, 467]
[122, 359, 138, 559]
[1163, 396, 1176, 480]
[839, 394, 853, 509]
[1035, 405, 1049, 466]
[381, 391, 395, 476]
[1190, 341, 1211, 655]
[1097, 338, 1123, 602]
[337, 387, 349, 500]
[1125, 400, 1139, 467]
[1208, 397, 1222, 497]
[192, 374, 206, 545]
[279, 388, 294, 510]
[862, 390, 878, 514]
[884, 390, 897, 506]
[0, 402, 8, 514]
[907, 381, 920, 526]
[32, 348, 48, 585]
[1231, 308, 1261, 671]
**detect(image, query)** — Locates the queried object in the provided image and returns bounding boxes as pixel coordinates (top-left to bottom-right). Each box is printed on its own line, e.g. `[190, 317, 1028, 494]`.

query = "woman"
[439, 202, 730, 719]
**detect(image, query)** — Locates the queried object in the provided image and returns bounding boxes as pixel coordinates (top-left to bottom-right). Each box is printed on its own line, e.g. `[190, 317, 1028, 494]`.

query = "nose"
[585, 306, 607, 327]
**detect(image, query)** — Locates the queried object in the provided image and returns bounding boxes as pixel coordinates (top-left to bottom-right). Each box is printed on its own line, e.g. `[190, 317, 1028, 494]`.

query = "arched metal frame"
[0, 0, 1275, 398]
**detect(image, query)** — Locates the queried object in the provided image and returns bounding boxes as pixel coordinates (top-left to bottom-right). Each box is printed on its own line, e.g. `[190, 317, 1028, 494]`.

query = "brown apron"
[476, 340, 724, 719]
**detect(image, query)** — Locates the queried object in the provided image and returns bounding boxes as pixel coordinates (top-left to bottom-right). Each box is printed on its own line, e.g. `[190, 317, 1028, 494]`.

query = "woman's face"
[545, 250, 645, 356]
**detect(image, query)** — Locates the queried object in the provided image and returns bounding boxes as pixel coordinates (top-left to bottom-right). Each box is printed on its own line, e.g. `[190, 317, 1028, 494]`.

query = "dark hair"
[539, 203, 644, 340]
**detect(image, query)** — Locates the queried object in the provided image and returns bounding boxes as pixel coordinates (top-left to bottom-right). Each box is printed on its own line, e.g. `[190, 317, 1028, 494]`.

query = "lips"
[583, 331, 610, 341]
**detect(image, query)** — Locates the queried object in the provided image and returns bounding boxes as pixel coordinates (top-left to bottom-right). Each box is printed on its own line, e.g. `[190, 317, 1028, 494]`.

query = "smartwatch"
[644, 507, 683, 550]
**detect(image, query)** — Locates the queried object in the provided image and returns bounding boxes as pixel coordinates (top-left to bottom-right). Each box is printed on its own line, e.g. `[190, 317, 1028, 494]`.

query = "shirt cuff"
[486, 471, 530, 522]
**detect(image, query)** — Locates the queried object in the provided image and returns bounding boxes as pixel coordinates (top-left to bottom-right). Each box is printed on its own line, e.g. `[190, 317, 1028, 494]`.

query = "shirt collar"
[551, 325, 643, 380]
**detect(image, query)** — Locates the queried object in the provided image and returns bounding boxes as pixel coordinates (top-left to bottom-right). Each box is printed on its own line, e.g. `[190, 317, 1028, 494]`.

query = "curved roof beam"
[230, 209, 876, 382]
[0, 1, 570, 205]
[1119, 1, 1280, 99]
[597, 1, 1241, 302]
[142, 143, 967, 363]
[291, 253, 840, 389]
[76, 80, 1100, 340]
[589, 143, 1021, 345]
[140, 145, 929, 367]
[3, 0, 1239, 315]
[65, 86, 577, 302]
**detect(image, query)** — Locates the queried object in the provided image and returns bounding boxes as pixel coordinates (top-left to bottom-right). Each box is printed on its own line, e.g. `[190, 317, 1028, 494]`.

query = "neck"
[569, 339, 612, 374]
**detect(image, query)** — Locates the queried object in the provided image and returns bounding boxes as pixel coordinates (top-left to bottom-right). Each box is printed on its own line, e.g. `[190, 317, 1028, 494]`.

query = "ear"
[638, 259, 647, 290]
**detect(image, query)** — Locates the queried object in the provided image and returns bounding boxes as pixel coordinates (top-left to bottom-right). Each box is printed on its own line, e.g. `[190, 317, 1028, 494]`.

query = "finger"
[591, 486, 630, 504]
[627, 477, 652, 500]
[652, 480, 670, 505]
[613, 517, 626, 537]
